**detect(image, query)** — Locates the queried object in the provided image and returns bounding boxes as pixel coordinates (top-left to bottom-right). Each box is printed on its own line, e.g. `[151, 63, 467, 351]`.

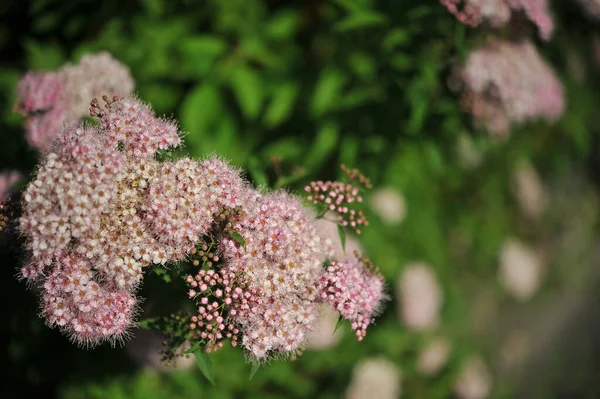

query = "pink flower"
[320, 254, 386, 341]
[15, 52, 134, 152]
[440, 0, 554, 40]
[455, 39, 564, 136]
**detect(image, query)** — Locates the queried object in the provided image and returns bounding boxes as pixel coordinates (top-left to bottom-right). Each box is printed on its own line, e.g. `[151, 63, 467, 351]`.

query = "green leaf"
[229, 65, 264, 120]
[348, 52, 376, 81]
[304, 122, 339, 171]
[230, 232, 247, 251]
[24, 39, 65, 69]
[337, 224, 346, 253]
[333, 315, 345, 334]
[334, 12, 387, 32]
[152, 267, 171, 283]
[180, 83, 224, 142]
[261, 137, 304, 161]
[138, 317, 160, 329]
[266, 11, 299, 39]
[311, 68, 347, 117]
[178, 35, 227, 76]
[264, 83, 298, 128]
[247, 156, 269, 187]
[382, 29, 410, 52]
[194, 351, 215, 386]
[184, 340, 204, 354]
[249, 363, 260, 381]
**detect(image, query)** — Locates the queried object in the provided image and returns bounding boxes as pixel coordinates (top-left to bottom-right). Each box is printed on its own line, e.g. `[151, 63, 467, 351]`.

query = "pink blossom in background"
[440, 0, 554, 40]
[0, 170, 20, 201]
[498, 238, 544, 301]
[314, 213, 360, 260]
[575, 0, 600, 20]
[417, 337, 453, 375]
[15, 72, 63, 113]
[305, 303, 344, 350]
[454, 355, 493, 399]
[15, 52, 134, 152]
[369, 187, 407, 226]
[345, 357, 402, 399]
[512, 161, 548, 219]
[397, 262, 443, 331]
[456, 39, 564, 136]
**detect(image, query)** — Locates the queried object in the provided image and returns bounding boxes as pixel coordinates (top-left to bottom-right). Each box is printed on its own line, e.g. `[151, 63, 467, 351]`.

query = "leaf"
[311, 68, 347, 117]
[184, 340, 204, 354]
[304, 122, 339, 171]
[266, 11, 299, 39]
[24, 39, 65, 69]
[264, 83, 298, 128]
[179, 83, 224, 143]
[138, 317, 160, 329]
[178, 35, 227, 76]
[152, 267, 171, 283]
[382, 29, 410, 52]
[247, 156, 269, 187]
[333, 315, 345, 334]
[249, 363, 260, 381]
[229, 65, 264, 119]
[194, 351, 215, 386]
[230, 232, 247, 251]
[334, 12, 387, 32]
[337, 224, 346, 253]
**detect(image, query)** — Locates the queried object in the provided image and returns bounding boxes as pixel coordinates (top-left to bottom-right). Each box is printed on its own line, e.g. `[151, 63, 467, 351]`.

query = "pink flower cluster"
[305, 180, 369, 234]
[218, 192, 334, 360]
[575, 0, 600, 20]
[455, 39, 564, 136]
[18, 93, 387, 357]
[320, 255, 386, 341]
[15, 52, 134, 151]
[440, 0, 554, 40]
[0, 170, 20, 202]
[19, 95, 182, 345]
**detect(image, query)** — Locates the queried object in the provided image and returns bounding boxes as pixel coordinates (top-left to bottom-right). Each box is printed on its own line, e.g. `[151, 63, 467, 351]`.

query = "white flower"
[512, 162, 547, 219]
[498, 239, 544, 301]
[454, 355, 492, 399]
[305, 303, 343, 350]
[397, 262, 443, 331]
[369, 187, 407, 225]
[346, 357, 401, 399]
[417, 337, 452, 375]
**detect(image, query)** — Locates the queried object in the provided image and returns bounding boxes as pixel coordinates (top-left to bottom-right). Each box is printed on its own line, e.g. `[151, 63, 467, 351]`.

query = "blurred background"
[2, 0, 600, 398]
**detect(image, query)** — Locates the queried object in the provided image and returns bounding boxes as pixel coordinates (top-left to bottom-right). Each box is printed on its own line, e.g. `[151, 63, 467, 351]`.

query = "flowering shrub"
[14, 52, 134, 151]
[3, 0, 600, 397]
[16, 87, 387, 369]
[440, 0, 554, 40]
[454, 39, 564, 136]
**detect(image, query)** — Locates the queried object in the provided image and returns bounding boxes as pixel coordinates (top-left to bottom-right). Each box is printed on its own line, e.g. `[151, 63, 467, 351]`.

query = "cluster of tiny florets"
[17, 87, 387, 359]
[19, 95, 182, 346]
[440, 0, 554, 40]
[186, 269, 260, 353]
[454, 39, 564, 136]
[305, 180, 368, 234]
[320, 252, 386, 341]
[42, 254, 137, 346]
[14, 52, 134, 151]
[218, 192, 333, 360]
[575, 0, 600, 20]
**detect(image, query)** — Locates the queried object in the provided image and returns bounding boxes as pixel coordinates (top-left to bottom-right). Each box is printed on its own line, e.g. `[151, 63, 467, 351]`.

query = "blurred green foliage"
[2, 0, 600, 398]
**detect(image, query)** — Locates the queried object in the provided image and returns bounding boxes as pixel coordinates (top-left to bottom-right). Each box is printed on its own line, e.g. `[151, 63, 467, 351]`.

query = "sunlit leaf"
[194, 351, 215, 386]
